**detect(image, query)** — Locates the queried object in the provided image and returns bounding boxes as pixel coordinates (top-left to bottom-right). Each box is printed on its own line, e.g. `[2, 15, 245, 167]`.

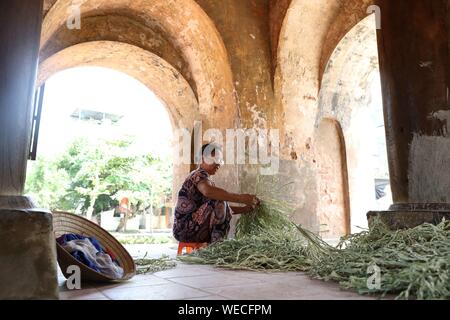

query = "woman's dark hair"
[201, 143, 222, 158]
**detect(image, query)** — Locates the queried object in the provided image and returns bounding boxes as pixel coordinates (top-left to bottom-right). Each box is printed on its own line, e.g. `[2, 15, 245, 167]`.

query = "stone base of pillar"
[0, 196, 59, 300]
[367, 203, 450, 230]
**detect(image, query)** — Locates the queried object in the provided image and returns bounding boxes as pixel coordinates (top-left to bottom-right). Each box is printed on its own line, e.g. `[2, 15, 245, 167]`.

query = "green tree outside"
[25, 136, 173, 224]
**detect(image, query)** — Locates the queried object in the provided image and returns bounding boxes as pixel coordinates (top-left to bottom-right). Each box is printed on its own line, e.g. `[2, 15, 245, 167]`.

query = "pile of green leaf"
[299, 220, 450, 300]
[236, 198, 295, 238]
[179, 199, 450, 300]
[134, 254, 177, 275]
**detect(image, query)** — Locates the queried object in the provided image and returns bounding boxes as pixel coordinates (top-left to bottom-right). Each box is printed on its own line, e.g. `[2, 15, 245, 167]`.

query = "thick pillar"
[368, 0, 450, 228]
[0, 1, 58, 299]
[0, 1, 43, 194]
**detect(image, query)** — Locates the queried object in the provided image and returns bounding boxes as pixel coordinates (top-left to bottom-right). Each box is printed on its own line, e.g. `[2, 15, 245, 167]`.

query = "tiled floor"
[58, 263, 380, 300]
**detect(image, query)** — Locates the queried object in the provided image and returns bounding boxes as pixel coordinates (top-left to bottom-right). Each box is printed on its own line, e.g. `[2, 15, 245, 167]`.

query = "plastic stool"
[177, 242, 207, 255]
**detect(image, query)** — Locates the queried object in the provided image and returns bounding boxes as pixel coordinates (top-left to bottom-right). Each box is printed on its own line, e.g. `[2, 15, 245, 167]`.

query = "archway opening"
[316, 119, 350, 239]
[318, 14, 391, 234]
[25, 66, 179, 254]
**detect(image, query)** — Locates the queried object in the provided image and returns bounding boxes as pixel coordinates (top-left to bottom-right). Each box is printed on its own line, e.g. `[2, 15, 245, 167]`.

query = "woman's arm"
[230, 205, 254, 215]
[197, 180, 260, 206]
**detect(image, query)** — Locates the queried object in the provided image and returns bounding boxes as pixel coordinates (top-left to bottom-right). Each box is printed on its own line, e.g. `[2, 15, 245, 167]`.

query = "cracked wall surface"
[38, 0, 385, 234]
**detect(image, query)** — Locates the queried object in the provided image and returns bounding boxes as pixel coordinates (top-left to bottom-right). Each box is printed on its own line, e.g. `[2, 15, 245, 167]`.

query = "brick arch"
[43, 0, 57, 16]
[41, 0, 237, 129]
[275, 0, 342, 157]
[275, 0, 375, 157]
[317, 15, 381, 232]
[276, 1, 381, 231]
[319, 0, 375, 85]
[39, 14, 196, 99]
[315, 118, 350, 238]
[317, 15, 379, 127]
[38, 41, 199, 130]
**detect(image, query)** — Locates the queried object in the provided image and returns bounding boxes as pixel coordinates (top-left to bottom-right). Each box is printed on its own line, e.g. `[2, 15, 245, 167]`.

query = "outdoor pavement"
[57, 262, 381, 300]
[123, 243, 178, 259]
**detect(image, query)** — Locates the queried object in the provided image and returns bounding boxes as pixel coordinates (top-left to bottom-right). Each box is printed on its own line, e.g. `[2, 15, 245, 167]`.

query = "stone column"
[0, 0, 58, 299]
[0, 1, 44, 194]
[368, 0, 450, 228]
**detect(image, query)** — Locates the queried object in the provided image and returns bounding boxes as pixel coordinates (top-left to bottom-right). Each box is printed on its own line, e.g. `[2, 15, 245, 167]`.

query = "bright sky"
[37, 66, 173, 159]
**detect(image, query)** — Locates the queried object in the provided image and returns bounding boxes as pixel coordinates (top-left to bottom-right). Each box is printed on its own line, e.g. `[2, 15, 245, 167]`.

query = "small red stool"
[177, 242, 207, 255]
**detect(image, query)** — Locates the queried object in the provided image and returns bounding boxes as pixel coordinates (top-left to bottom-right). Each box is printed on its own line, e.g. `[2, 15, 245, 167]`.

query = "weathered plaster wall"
[192, 1, 317, 231]
[43, 0, 57, 17]
[269, 0, 292, 79]
[272, 1, 381, 234]
[195, 0, 278, 129]
[193, 0, 277, 229]
[269, 0, 349, 228]
[37, 0, 385, 235]
[276, 0, 341, 157]
[276, 0, 373, 156]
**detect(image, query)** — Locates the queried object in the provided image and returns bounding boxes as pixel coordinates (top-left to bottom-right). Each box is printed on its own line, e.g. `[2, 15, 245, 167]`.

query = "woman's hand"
[239, 194, 261, 208]
[197, 180, 261, 208]
[242, 204, 257, 214]
[230, 204, 258, 215]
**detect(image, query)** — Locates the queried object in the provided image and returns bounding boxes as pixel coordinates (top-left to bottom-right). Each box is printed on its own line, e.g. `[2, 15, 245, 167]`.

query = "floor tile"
[168, 273, 262, 289]
[202, 279, 371, 300]
[153, 264, 219, 279]
[99, 283, 210, 300]
[94, 274, 171, 290]
[186, 295, 228, 300]
[57, 263, 383, 300]
[217, 270, 311, 283]
[59, 288, 108, 300]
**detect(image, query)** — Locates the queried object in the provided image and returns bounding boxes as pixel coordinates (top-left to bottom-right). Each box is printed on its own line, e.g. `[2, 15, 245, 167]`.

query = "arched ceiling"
[41, 0, 238, 129]
[269, 0, 292, 77]
[39, 14, 196, 97]
[41, 0, 379, 141]
[43, 0, 57, 17]
[319, 0, 375, 84]
[318, 14, 379, 130]
[275, 0, 376, 156]
[38, 41, 199, 130]
[275, 0, 342, 155]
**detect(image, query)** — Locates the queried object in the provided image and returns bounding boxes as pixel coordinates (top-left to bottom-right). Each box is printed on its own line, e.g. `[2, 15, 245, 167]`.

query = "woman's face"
[202, 150, 224, 175]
